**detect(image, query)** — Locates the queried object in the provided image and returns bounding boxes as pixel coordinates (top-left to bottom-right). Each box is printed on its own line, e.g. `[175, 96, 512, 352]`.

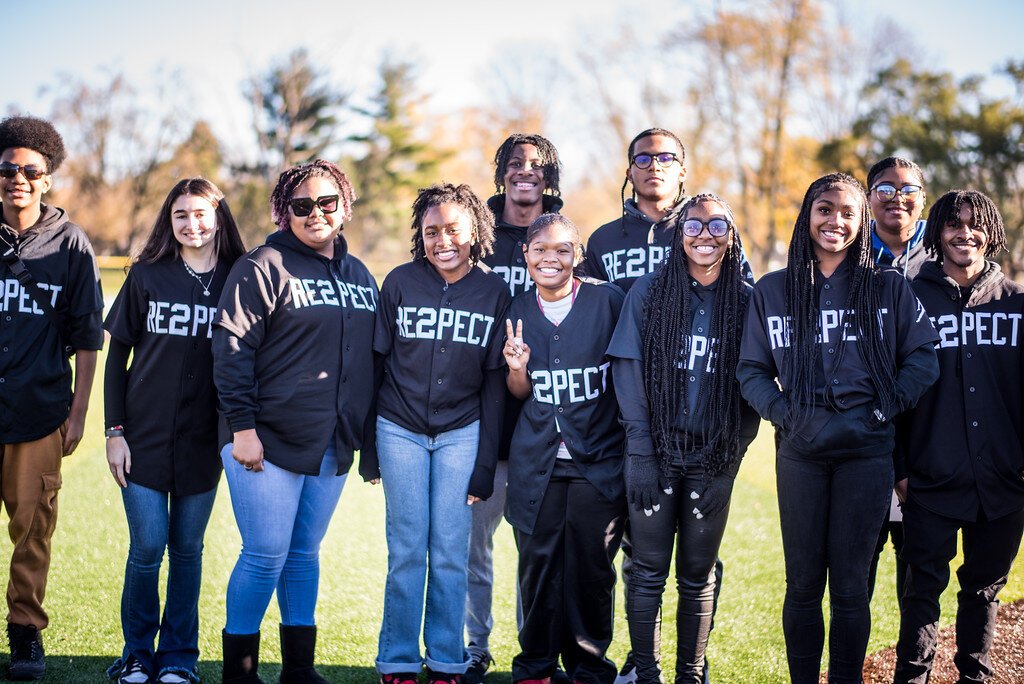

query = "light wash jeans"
[221, 444, 346, 634]
[375, 416, 479, 675]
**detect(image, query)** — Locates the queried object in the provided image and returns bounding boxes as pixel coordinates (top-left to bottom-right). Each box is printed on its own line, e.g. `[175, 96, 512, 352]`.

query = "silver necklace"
[183, 260, 216, 297]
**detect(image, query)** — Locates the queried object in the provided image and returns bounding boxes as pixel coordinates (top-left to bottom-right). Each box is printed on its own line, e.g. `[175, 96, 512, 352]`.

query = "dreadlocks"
[493, 134, 561, 196]
[409, 183, 496, 263]
[783, 173, 898, 429]
[619, 128, 687, 237]
[640, 193, 747, 478]
[923, 189, 1006, 260]
[271, 160, 357, 231]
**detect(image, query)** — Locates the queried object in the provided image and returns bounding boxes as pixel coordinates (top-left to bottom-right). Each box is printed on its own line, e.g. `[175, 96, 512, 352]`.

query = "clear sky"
[5, 0, 1022, 162]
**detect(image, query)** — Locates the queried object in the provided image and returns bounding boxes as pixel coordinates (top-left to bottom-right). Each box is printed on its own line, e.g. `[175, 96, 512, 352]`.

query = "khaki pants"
[0, 425, 64, 629]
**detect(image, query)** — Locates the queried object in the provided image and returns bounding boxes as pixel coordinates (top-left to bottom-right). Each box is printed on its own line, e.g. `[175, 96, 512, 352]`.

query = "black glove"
[625, 453, 661, 515]
[690, 474, 735, 520]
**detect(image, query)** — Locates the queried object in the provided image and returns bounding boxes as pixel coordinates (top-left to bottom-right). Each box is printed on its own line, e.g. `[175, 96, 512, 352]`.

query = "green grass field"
[5, 268, 1018, 683]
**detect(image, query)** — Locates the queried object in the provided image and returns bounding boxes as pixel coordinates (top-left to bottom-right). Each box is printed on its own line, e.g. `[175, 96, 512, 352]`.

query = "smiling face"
[809, 186, 862, 261]
[288, 176, 342, 256]
[524, 221, 580, 298]
[627, 134, 686, 204]
[171, 194, 218, 254]
[869, 166, 925, 242]
[1, 147, 51, 216]
[682, 200, 732, 280]
[503, 143, 546, 208]
[940, 203, 988, 272]
[421, 202, 476, 284]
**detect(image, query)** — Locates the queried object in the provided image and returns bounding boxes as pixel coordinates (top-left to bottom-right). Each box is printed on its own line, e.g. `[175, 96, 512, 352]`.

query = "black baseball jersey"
[505, 279, 625, 534]
[583, 199, 684, 292]
[738, 260, 939, 456]
[373, 260, 510, 495]
[484, 193, 564, 297]
[608, 271, 758, 464]
[902, 260, 1024, 521]
[0, 204, 103, 442]
[213, 230, 378, 476]
[104, 257, 229, 495]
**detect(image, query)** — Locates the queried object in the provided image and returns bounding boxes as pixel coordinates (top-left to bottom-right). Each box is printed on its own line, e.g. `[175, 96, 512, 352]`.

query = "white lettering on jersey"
[395, 306, 496, 348]
[0, 279, 63, 315]
[146, 301, 218, 338]
[932, 311, 1022, 348]
[531, 362, 611, 405]
[600, 246, 668, 282]
[492, 266, 534, 296]
[286, 277, 377, 311]
[764, 309, 890, 350]
[677, 335, 718, 372]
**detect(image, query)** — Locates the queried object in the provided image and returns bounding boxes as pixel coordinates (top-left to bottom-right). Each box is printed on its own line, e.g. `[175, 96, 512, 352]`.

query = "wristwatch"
[105, 425, 125, 438]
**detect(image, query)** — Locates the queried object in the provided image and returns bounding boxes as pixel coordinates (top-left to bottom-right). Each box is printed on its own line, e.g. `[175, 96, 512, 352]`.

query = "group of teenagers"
[0, 112, 1021, 684]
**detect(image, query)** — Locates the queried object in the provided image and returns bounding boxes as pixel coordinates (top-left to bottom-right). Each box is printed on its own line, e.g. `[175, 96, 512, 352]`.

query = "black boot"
[7, 623, 45, 681]
[279, 624, 329, 684]
[222, 630, 266, 683]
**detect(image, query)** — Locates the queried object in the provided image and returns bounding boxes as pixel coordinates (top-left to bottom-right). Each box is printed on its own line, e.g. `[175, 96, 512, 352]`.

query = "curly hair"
[640, 193, 748, 478]
[270, 160, 357, 231]
[923, 189, 1006, 261]
[0, 116, 67, 172]
[783, 172, 897, 429]
[409, 183, 496, 263]
[493, 134, 561, 196]
[134, 178, 246, 267]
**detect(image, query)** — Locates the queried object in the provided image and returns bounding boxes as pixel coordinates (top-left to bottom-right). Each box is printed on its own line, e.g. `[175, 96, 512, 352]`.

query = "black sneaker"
[106, 655, 151, 684]
[614, 652, 636, 684]
[7, 624, 45, 681]
[463, 652, 493, 684]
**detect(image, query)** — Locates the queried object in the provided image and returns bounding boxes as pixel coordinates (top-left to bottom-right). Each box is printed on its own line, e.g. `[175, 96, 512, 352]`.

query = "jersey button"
[689, 376, 696, 382]
[966, 352, 972, 359]
[547, 440, 555, 446]
[187, 373, 195, 380]
[832, 379, 839, 384]
[554, 358, 560, 364]
[553, 335, 559, 341]
[825, 300, 831, 306]
[440, 346, 446, 353]
[828, 348, 835, 354]
[558, 407, 564, 413]
[969, 386, 976, 393]
[437, 379, 443, 385]
[540, 469, 547, 475]
[2, 347, 6, 352]
[433, 409, 439, 415]
[972, 421, 979, 427]
[699, 310, 705, 315]
[4, 316, 10, 322]
[824, 284, 830, 290]
[697, 327, 703, 333]
[192, 342, 199, 350]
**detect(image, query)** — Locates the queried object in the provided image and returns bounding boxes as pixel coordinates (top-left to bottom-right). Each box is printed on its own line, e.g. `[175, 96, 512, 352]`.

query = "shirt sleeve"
[468, 366, 506, 500]
[612, 358, 654, 456]
[737, 284, 788, 427]
[103, 269, 145, 345]
[103, 337, 131, 430]
[373, 276, 397, 356]
[484, 288, 512, 371]
[65, 235, 104, 350]
[606, 278, 648, 361]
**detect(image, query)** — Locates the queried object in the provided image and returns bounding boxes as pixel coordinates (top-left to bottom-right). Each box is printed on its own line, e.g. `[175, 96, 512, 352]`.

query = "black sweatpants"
[512, 460, 626, 684]
[894, 501, 1024, 684]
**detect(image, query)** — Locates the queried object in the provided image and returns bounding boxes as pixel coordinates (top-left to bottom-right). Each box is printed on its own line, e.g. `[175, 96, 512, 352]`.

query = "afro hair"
[0, 116, 67, 173]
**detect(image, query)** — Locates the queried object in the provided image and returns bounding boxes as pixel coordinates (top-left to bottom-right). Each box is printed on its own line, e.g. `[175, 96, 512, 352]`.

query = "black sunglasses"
[0, 162, 48, 181]
[681, 218, 731, 237]
[289, 195, 340, 217]
[872, 183, 922, 203]
[630, 152, 680, 170]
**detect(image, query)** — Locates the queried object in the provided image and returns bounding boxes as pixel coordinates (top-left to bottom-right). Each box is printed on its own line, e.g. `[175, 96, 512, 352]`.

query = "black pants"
[867, 516, 906, 606]
[513, 461, 626, 684]
[894, 501, 1024, 684]
[626, 471, 730, 684]
[776, 447, 892, 684]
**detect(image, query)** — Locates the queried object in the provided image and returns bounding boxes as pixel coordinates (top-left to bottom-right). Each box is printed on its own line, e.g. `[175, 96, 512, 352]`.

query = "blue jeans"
[221, 444, 346, 634]
[375, 417, 478, 675]
[119, 481, 217, 675]
[776, 447, 892, 684]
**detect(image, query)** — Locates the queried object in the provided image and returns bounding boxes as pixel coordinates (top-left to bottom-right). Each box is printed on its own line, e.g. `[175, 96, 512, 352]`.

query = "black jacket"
[0, 204, 103, 442]
[213, 230, 378, 477]
[900, 260, 1024, 521]
[505, 280, 626, 534]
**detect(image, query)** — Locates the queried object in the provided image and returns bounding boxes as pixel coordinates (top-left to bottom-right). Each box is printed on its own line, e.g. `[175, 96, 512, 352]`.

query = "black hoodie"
[583, 198, 687, 293]
[0, 203, 103, 442]
[484, 193, 564, 297]
[213, 230, 378, 477]
[900, 260, 1024, 521]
